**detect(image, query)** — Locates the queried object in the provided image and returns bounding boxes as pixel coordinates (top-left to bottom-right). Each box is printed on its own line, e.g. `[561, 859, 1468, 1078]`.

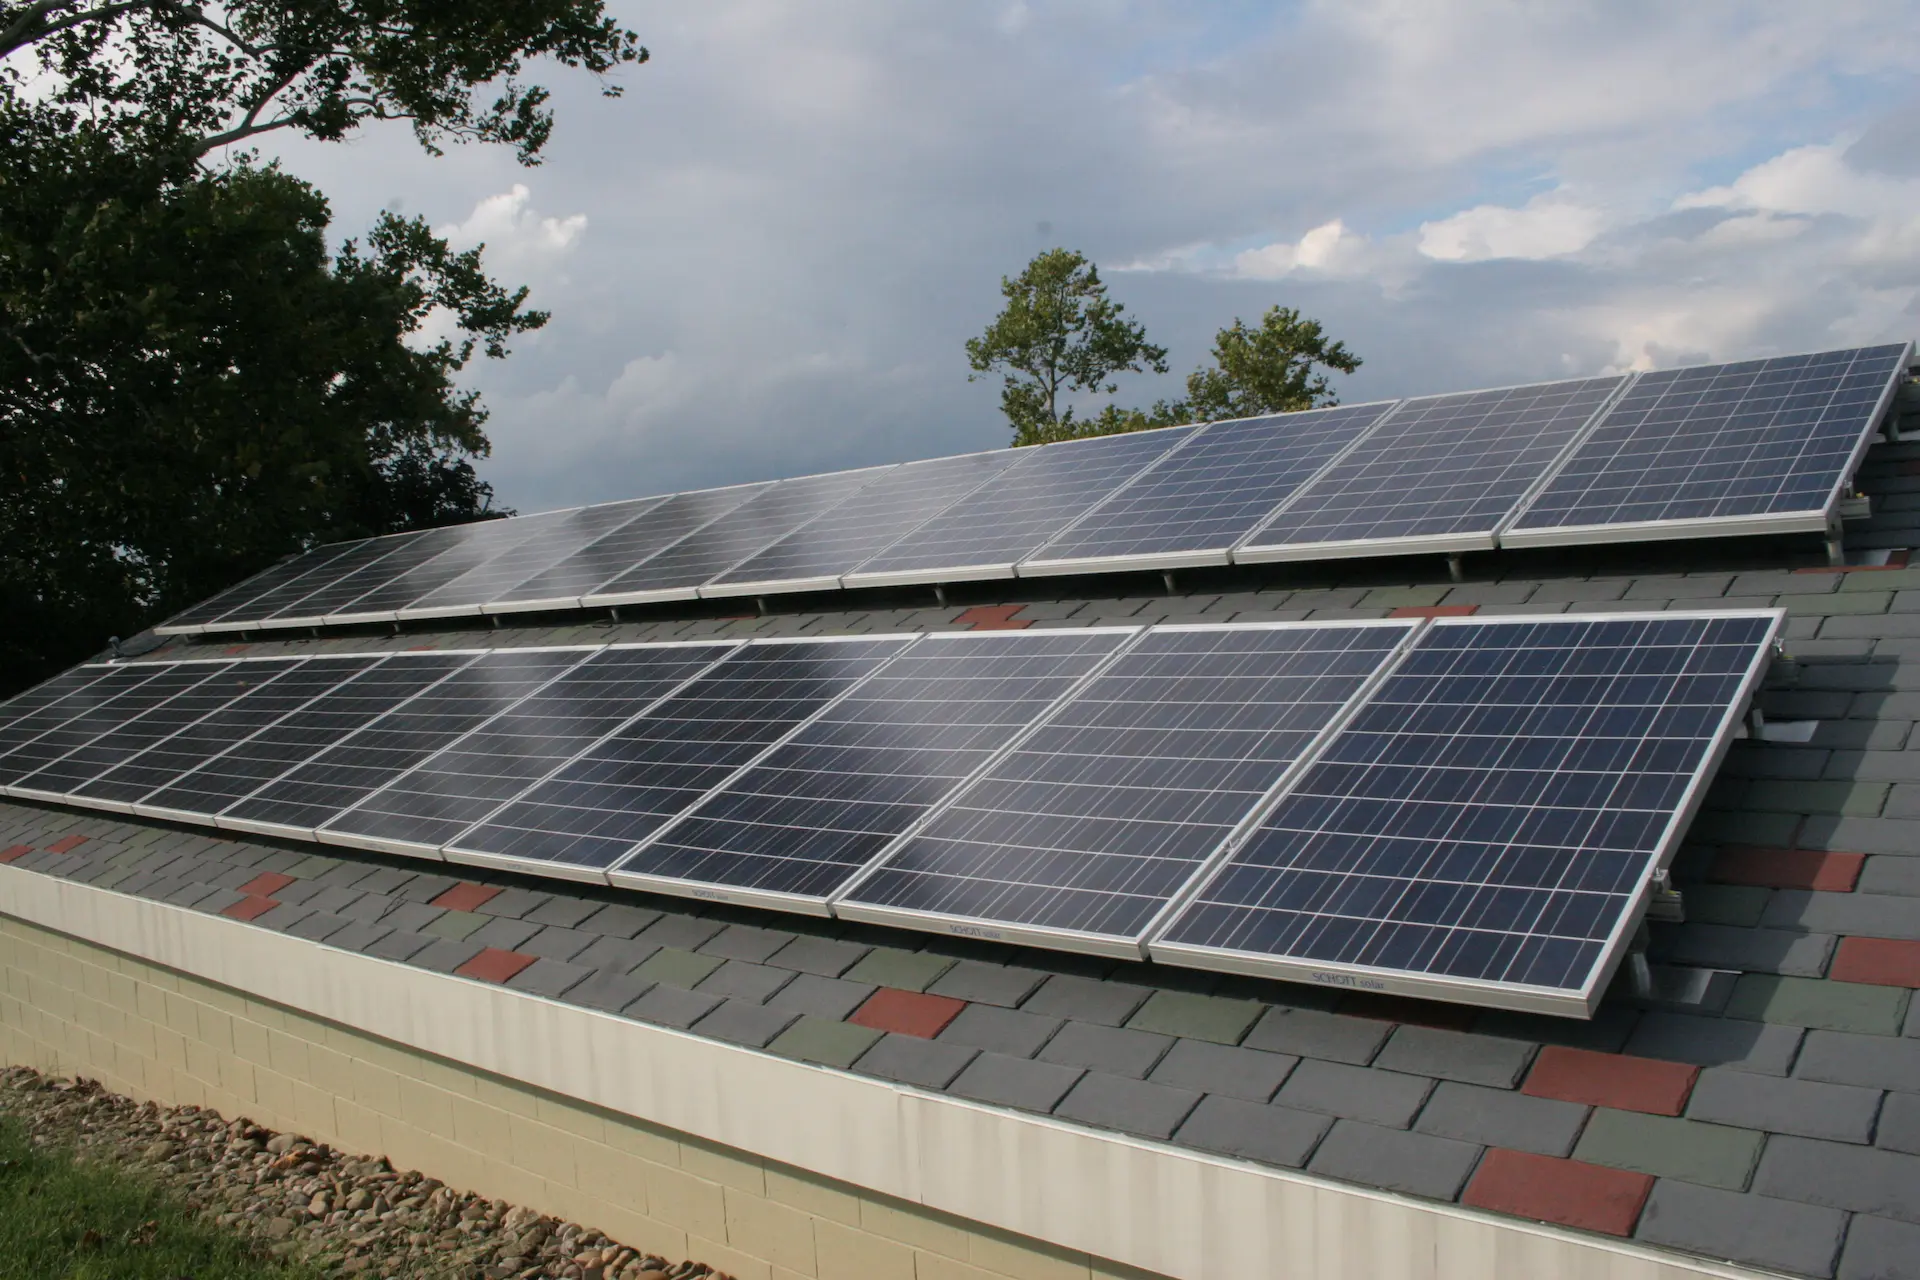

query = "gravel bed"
[0, 1065, 731, 1280]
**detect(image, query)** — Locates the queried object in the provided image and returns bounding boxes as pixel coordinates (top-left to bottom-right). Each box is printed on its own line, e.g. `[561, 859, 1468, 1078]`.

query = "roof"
[4, 434, 1920, 1279]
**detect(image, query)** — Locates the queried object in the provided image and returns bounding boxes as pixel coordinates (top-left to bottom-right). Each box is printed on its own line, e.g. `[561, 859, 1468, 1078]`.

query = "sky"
[254, 1, 1920, 515]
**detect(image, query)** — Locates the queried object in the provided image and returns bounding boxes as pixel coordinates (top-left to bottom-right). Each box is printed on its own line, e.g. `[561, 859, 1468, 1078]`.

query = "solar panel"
[217, 533, 422, 628]
[0, 665, 119, 735]
[1151, 611, 1780, 1015]
[614, 628, 1136, 910]
[156, 544, 358, 634]
[87, 657, 379, 812]
[318, 641, 739, 860]
[834, 622, 1416, 954]
[0, 663, 182, 785]
[139, 653, 471, 824]
[582, 466, 897, 607]
[705, 450, 1025, 597]
[12, 659, 273, 803]
[403, 498, 664, 619]
[843, 426, 1193, 588]
[1239, 377, 1625, 562]
[259, 524, 486, 629]
[218, 648, 589, 838]
[1506, 345, 1910, 546]
[443, 635, 912, 877]
[321, 512, 568, 626]
[1022, 403, 1396, 576]
[491, 481, 772, 612]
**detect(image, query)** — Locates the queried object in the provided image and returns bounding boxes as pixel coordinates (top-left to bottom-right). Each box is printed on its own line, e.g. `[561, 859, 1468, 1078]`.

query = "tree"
[0, 1, 645, 164]
[1181, 306, 1361, 421]
[0, 122, 545, 692]
[966, 248, 1168, 446]
[0, 2, 646, 695]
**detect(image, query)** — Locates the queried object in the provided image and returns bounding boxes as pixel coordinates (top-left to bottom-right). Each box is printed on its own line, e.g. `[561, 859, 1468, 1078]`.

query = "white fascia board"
[0, 866, 1775, 1280]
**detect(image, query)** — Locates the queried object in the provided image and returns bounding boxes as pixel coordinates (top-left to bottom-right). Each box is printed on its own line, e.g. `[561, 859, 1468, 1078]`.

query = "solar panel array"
[152, 344, 1907, 637]
[3, 611, 1778, 1015]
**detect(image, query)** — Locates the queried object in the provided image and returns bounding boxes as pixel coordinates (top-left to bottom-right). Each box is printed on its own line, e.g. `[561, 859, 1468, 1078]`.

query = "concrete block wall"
[0, 913, 1160, 1280]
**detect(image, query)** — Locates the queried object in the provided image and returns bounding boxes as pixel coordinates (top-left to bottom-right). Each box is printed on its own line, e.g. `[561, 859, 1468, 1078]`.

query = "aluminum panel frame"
[1234, 530, 1497, 565]
[441, 844, 613, 887]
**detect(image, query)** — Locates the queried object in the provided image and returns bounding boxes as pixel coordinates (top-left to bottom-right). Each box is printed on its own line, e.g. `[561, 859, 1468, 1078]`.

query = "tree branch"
[0, 0, 154, 59]
[176, 5, 264, 59]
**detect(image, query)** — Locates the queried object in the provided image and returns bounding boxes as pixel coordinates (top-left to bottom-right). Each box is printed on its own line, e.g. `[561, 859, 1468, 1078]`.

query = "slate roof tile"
[1373, 1025, 1535, 1088]
[1413, 1081, 1587, 1157]
[1463, 1149, 1651, 1237]
[1839, 1215, 1920, 1280]
[1573, 1109, 1764, 1191]
[1684, 1067, 1881, 1144]
[1308, 1120, 1480, 1200]
[937, 1004, 1061, 1058]
[1636, 1180, 1847, 1277]
[1753, 1136, 1920, 1222]
[1053, 1072, 1201, 1141]
[1037, 1021, 1171, 1080]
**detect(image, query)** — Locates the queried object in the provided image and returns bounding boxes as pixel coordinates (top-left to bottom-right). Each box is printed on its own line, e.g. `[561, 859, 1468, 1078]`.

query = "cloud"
[1234, 220, 1370, 278]
[435, 184, 588, 275]
[1418, 192, 1609, 262]
[249, 3, 1920, 513]
[1675, 143, 1920, 222]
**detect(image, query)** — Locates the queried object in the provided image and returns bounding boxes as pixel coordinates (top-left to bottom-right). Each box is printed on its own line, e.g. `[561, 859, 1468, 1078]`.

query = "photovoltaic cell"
[325, 512, 567, 622]
[1025, 404, 1396, 572]
[584, 467, 895, 604]
[620, 629, 1132, 904]
[323, 641, 738, 853]
[494, 483, 772, 608]
[267, 524, 485, 625]
[1241, 377, 1625, 558]
[708, 450, 1024, 594]
[0, 664, 183, 787]
[220, 535, 418, 626]
[405, 498, 663, 615]
[1509, 346, 1908, 538]
[448, 637, 910, 873]
[1155, 613, 1778, 1008]
[221, 649, 588, 833]
[847, 426, 1192, 585]
[0, 666, 118, 735]
[839, 623, 1413, 948]
[140, 654, 470, 819]
[158, 543, 357, 632]
[14, 661, 271, 799]
[87, 657, 379, 808]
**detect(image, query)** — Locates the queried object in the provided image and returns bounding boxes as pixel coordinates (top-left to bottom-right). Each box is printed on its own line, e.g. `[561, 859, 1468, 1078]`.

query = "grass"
[0, 1113, 321, 1280]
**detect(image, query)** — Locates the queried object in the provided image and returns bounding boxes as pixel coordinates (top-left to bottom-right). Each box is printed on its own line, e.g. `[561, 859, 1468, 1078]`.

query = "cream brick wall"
[0, 913, 1163, 1280]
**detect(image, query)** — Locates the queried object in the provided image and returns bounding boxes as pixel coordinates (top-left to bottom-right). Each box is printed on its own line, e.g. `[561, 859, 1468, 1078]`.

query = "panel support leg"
[1162, 570, 1177, 595]
[1624, 921, 1654, 998]
[755, 597, 768, 617]
[489, 614, 501, 630]
[933, 584, 948, 608]
[1446, 553, 1465, 583]
[1825, 517, 1845, 567]
[609, 606, 621, 623]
